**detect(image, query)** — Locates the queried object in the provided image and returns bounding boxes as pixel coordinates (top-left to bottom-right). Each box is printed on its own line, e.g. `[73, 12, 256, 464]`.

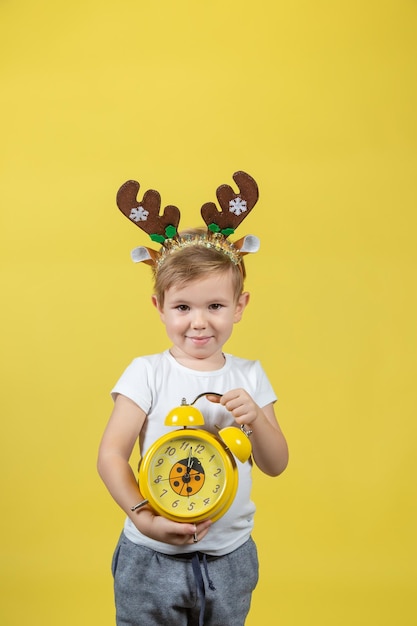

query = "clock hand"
[179, 451, 197, 498]
[187, 447, 193, 470]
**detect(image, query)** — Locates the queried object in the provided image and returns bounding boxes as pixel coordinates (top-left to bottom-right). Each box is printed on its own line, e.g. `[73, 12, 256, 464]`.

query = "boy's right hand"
[133, 508, 212, 546]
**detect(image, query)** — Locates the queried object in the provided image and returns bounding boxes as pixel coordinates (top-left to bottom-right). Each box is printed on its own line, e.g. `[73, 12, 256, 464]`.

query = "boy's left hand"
[207, 389, 260, 427]
[207, 389, 289, 477]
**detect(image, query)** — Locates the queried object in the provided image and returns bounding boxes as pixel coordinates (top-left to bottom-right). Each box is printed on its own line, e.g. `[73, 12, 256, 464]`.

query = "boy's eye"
[176, 304, 190, 311]
[209, 303, 223, 310]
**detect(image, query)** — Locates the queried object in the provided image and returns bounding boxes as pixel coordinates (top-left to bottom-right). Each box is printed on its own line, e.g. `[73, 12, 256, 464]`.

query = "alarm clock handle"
[194, 392, 253, 439]
[190, 391, 222, 405]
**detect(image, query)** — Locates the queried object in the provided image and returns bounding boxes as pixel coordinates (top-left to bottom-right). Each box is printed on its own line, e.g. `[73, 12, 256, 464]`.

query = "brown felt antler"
[116, 180, 181, 244]
[200, 171, 259, 236]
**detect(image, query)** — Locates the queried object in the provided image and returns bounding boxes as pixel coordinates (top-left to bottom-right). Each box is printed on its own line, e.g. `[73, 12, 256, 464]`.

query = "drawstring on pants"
[190, 552, 216, 626]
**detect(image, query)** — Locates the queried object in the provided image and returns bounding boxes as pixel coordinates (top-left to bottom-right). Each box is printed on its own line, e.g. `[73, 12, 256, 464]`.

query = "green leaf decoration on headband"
[165, 225, 177, 239]
[150, 226, 177, 243]
[150, 233, 166, 244]
[207, 223, 234, 237]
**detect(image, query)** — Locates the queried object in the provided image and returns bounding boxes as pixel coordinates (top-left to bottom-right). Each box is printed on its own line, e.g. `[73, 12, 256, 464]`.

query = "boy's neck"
[169, 348, 226, 371]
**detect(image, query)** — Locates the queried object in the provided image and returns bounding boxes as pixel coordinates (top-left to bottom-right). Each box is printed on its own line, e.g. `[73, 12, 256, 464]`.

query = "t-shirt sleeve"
[253, 360, 278, 408]
[110, 358, 153, 414]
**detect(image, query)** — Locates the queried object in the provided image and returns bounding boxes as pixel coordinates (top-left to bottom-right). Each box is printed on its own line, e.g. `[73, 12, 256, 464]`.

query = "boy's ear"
[234, 291, 250, 323]
[151, 295, 162, 313]
[151, 295, 166, 322]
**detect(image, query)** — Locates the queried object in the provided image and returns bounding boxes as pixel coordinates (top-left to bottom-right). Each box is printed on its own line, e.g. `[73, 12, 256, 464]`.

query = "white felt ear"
[130, 246, 158, 265]
[233, 235, 260, 255]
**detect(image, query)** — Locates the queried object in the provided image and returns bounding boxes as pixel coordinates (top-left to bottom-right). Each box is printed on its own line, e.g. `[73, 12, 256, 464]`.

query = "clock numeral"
[208, 454, 215, 463]
[213, 468, 222, 477]
[203, 498, 211, 506]
[160, 489, 168, 497]
[155, 458, 164, 467]
[187, 502, 196, 511]
[195, 444, 206, 454]
[212, 484, 221, 493]
[154, 475, 163, 483]
[180, 441, 190, 450]
[164, 446, 176, 456]
[172, 500, 180, 508]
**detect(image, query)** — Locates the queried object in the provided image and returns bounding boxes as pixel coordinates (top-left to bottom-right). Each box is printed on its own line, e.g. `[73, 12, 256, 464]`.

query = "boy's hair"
[154, 228, 246, 308]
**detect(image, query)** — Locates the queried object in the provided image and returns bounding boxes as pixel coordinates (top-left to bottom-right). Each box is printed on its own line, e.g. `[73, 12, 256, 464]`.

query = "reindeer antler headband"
[116, 171, 260, 271]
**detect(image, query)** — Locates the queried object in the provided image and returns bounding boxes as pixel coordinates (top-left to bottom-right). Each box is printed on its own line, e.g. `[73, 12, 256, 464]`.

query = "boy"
[97, 172, 289, 626]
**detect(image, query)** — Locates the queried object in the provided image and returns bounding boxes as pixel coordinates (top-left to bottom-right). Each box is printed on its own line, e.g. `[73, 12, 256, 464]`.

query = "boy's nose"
[191, 311, 207, 329]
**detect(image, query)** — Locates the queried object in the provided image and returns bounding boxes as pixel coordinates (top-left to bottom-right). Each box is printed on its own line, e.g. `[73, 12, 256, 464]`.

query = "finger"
[189, 521, 212, 544]
[224, 398, 243, 413]
[222, 390, 246, 409]
[206, 394, 222, 404]
[196, 519, 212, 532]
[171, 522, 198, 538]
[230, 404, 247, 418]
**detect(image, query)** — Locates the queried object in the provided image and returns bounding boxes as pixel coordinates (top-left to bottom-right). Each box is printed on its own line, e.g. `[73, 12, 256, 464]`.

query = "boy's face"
[152, 270, 249, 369]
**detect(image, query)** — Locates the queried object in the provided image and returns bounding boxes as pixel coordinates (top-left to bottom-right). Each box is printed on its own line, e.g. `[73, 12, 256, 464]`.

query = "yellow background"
[1, 1, 416, 624]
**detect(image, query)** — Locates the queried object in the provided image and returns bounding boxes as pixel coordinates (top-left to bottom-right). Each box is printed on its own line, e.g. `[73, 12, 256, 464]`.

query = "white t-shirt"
[111, 350, 277, 556]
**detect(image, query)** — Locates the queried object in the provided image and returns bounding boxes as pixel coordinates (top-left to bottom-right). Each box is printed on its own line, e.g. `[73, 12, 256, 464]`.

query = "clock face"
[138, 428, 238, 523]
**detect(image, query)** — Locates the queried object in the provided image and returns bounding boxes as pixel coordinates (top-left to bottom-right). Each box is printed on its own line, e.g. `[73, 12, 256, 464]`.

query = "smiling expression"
[152, 270, 249, 370]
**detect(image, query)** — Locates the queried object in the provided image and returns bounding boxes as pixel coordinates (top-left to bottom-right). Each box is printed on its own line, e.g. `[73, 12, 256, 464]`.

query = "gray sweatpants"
[112, 533, 259, 626]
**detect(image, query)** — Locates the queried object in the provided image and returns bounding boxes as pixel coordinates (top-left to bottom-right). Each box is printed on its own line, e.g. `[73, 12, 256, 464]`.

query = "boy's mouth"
[188, 336, 212, 346]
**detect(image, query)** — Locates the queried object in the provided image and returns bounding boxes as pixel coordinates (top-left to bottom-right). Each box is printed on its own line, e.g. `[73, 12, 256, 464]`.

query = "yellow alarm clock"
[137, 393, 252, 523]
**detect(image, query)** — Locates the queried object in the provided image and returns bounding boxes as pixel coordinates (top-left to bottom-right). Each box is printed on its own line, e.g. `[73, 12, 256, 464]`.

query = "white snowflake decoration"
[129, 206, 149, 222]
[229, 197, 247, 216]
